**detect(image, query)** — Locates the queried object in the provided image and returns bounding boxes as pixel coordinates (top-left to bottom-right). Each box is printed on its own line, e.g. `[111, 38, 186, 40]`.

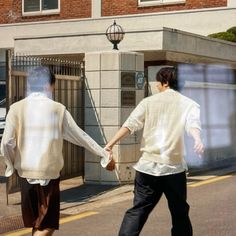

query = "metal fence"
[6, 50, 85, 203]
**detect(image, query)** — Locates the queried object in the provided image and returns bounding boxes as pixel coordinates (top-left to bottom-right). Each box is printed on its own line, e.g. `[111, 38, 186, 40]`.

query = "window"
[138, 0, 185, 7]
[22, 0, 60, 16]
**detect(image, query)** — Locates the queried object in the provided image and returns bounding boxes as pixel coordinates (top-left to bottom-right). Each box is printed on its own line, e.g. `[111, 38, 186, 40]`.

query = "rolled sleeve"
[122, 100, 146, 134]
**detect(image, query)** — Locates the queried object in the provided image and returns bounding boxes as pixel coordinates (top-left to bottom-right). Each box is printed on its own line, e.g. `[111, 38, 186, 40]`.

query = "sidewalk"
[0, 177, 133, 234]
[0, 158, 236, 235]
[0, 158, 134, 235]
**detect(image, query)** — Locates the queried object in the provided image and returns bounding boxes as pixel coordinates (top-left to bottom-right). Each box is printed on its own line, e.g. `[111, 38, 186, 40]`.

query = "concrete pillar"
[84, 51, 144, 184]
[228, 0, 236, 7]
[92, 0, 102, 18]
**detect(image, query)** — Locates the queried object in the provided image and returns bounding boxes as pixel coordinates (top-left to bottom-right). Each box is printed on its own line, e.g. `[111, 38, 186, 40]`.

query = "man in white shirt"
[1, 66, 113, 236]
[106, 67, 204, 236]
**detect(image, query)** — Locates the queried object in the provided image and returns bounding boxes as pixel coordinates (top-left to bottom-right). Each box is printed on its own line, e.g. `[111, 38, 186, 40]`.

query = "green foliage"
[208, 31, 236, 43]
[227, 26, 236, 36]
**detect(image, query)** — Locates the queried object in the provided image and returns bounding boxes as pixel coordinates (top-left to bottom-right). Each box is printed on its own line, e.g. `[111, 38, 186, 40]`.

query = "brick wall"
[0, 0, 91, 24]
[102, 0, 227, 16]
[0, 0, 227, 24]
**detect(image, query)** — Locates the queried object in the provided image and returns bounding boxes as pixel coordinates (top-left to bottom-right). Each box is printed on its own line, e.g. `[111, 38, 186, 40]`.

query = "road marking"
[4, 211, 99, 236]
[59, 211, 98, 224]
[4, 229, 32, 236]
[188, 174, 233, 187]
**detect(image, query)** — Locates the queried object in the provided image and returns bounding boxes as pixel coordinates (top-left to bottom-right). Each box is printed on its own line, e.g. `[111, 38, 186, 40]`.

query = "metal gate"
[5, 50, 85, 202]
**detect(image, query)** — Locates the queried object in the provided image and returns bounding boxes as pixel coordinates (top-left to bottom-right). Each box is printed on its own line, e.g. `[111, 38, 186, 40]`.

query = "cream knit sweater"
[3, 96, 66, 179]
[123, 89, 200, 165]
[1, 94, 110, 179]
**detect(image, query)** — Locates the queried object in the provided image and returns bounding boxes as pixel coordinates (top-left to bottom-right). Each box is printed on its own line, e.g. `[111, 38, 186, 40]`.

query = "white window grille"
[22, 0, 60, 16]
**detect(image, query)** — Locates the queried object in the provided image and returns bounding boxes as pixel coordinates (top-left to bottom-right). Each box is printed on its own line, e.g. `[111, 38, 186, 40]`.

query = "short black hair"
[27, 66, 56, 92]
[156, 67, 178, 90]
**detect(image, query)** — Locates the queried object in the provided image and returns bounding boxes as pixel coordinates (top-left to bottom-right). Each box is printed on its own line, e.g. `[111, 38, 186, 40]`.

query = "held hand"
[104, 146, 115, 171]
[194, 139, 204, 158]
[104, 127, 130, 171]
[104, 146, 113, 161]
[106, 158, 116, 171]
[105, 145, 112, 153]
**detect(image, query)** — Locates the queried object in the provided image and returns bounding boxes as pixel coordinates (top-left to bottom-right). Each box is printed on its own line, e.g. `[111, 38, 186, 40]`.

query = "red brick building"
[0, 0, 229, 24]
[102, 0, 227, 16]
[0, 0, 234, 56]
[0, 0, 91, 24]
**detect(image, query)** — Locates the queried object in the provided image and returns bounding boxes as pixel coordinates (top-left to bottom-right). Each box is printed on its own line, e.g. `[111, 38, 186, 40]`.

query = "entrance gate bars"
[6, 50, 85, 203]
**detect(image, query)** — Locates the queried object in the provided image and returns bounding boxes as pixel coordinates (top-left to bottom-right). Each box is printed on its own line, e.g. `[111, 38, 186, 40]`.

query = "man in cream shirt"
[106, 67, 204, 236]
[1, 66, 113, 236]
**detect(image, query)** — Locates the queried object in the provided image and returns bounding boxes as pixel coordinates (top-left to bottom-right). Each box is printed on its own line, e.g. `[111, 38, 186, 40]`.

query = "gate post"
[6, 49, 13, 112]
[84, 51, 144, 184]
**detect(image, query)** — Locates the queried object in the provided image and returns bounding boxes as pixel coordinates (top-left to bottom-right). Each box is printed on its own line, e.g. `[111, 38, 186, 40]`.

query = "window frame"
[138, 0, 186, 7]
[22, 0, 60, 16]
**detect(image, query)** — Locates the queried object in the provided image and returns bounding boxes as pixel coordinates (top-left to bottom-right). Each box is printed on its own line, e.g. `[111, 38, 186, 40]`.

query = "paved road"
[5, 171, 236, 236]
[57, 173, 236, 236]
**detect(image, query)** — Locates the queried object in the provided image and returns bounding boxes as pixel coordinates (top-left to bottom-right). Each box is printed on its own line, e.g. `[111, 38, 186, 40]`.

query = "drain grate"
[0, 213, 70, 235]
[0, 215, 24, 234]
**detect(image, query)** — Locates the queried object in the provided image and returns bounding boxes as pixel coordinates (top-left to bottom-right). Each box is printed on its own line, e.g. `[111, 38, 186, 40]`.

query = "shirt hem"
[141, 153, 184, 165]
[17, 169, 60, 180]
[133, 166, 186, 177]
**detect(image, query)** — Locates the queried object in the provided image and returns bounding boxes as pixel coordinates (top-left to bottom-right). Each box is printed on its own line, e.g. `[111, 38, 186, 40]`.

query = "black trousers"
[119, 171, 192, 236]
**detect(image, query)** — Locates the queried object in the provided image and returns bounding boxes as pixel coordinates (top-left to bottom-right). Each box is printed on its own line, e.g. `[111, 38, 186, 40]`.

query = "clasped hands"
[105, 146, 116, 171]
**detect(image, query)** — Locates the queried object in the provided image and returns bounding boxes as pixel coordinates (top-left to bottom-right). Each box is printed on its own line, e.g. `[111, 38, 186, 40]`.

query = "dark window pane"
[24, 0, 40, 12]
[42, 0, 58, 10]
[0, 63, 6, 81]
[0, 63, 7, 102]
[0, 83, 6, 102]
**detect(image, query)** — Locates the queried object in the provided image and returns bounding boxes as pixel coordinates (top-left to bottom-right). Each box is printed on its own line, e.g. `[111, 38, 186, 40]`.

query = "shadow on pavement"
[60, 183, 119, 204]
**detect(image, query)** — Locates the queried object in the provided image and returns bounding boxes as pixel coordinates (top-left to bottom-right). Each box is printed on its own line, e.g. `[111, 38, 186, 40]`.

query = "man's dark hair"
[27, 66, 56, 92]
[156, 67, 178, 90]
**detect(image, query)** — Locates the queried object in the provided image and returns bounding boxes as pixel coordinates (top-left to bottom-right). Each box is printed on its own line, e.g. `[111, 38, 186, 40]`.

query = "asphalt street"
[54, 173, 236, 236]
[2, 166, 236, 236]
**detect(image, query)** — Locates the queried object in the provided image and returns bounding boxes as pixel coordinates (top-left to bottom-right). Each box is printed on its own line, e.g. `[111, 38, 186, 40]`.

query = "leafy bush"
[227, 26, 236, 36]
[208, 32, 236, 43]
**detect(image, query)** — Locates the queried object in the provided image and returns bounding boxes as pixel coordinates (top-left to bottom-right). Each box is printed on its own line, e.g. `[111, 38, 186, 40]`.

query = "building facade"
[0, 0, 234, 24]
[0, 0, 236, 184]
[0, 0, 235, 54]
[0, 0, 232, 24]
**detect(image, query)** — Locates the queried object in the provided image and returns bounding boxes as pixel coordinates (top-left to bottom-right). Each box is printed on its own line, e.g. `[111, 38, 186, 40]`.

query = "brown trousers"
[20, 177, 60, 230]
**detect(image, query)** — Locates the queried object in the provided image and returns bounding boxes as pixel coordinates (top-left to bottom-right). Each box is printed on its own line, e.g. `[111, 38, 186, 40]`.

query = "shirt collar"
[163, 88, 174, 93]
[28, 92, 48, 98]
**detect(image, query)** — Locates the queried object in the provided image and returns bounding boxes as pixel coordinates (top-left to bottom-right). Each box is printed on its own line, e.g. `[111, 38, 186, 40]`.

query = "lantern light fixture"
[106, 20, 125, 50]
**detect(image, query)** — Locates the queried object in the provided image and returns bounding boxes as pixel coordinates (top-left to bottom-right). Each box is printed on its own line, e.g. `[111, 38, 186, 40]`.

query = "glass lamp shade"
[106, 21, 125, 50]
